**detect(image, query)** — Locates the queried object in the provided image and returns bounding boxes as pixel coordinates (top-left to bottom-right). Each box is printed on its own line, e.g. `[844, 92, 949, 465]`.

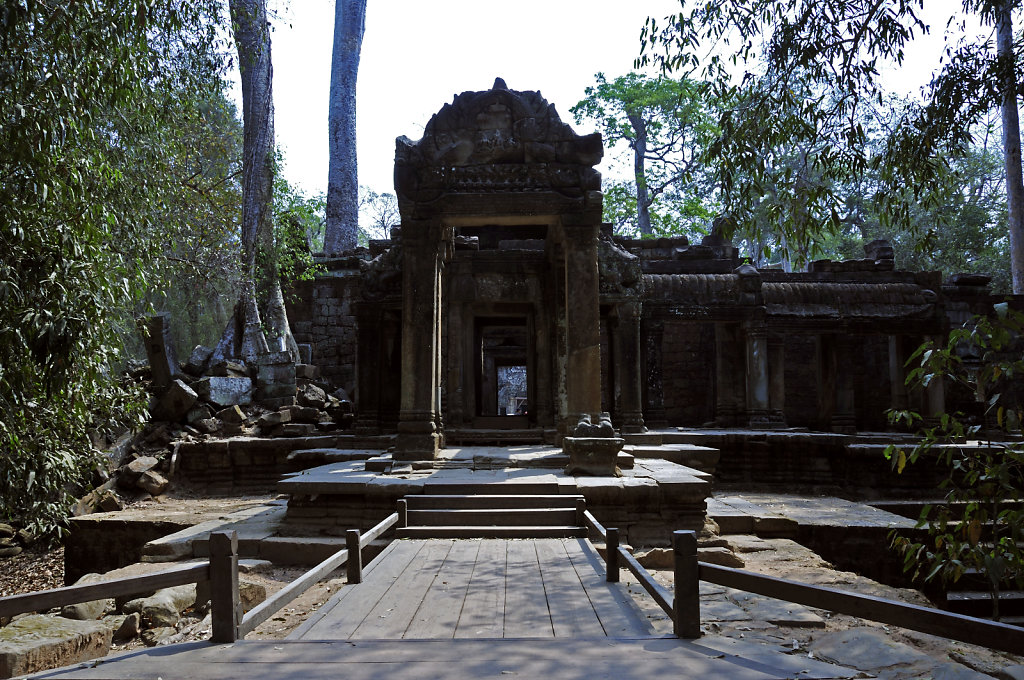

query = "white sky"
[262, 0, 983, 199]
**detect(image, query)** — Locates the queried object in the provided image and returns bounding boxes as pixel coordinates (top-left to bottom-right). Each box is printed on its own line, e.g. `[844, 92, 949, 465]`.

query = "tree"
[640, 0, 1024, 290]
[0, 0, 225, 536]
[221, 0, 298, 362]
[571, 73, 718, 238]
[887, 304, 1024, 620]
[358, 186, 399, 242]
[325, 0, 367, 254]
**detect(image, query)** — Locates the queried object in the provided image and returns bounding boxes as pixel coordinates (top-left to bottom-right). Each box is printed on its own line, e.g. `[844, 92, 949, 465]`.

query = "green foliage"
[571, 72, 719, 239]
[0, 0, 226, 538]
[274, 169, 325, 295]
[638, 1, 1021, 273]
[886, 304, 1024, 619]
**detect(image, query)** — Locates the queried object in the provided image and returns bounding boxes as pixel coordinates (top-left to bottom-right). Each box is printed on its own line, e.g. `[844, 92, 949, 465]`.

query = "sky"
[261, 0, 984, 199]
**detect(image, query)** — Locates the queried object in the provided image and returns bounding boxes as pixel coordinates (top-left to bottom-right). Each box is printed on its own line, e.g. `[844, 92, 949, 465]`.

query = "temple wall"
[286, 269, 362, 393]
[783, 335, 819, 428]
[661, 320, 715, 426]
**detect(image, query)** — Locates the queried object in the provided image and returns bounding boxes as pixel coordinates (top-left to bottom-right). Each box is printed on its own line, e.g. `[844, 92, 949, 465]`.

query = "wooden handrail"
[0, 562, 210, 619]
[237, 511, 399, 639]
[698, 561, 1024, 656]
[584, 514, 1024, 653]
[617, 545, 673, 614]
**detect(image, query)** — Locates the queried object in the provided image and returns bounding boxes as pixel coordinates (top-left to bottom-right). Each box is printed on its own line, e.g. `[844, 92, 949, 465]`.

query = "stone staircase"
[621, 431, 720, 475]
[396, 494, 588, 539]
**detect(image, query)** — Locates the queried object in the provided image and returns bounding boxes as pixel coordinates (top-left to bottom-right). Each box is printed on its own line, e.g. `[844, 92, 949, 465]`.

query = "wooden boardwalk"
[31, 537, 860, 679]
[292, 538, 653, 640]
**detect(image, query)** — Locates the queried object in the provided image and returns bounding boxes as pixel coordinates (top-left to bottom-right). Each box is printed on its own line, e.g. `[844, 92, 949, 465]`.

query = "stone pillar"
[615, 301, 645, 432]
[641, 317, 667, 428]
[562, 221, 603, 430]
[534, 303, 555, 428]
[714, 323, 743, 426]
[768, 334, 787, 428]
[744, 323, 770, 428]
[395, 221, 445, 461]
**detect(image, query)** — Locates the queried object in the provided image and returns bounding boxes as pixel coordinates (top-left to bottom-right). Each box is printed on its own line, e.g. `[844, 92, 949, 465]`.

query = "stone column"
[744, 323, 770, 428]
[395, 220, 444, 461]
[641, 317, 667, 428]
[534, 302, 554, 428]
[615, 301, 645, 432]
[768, 334, 787, 428]
[561, 221, 603, 430]
[714, 323, 743, 426]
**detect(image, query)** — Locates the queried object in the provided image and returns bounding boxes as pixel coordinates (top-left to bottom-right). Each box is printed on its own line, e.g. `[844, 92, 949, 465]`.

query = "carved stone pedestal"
[563, 436, 624, 477]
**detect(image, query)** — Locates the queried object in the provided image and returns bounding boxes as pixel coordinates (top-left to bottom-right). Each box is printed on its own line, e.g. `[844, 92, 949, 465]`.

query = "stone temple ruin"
[290, 78, 998, 450]
[73, 78, 1016, 598]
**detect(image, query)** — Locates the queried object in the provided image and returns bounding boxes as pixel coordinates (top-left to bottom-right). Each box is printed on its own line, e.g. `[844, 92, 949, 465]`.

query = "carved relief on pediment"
[395, 79, 603, 204]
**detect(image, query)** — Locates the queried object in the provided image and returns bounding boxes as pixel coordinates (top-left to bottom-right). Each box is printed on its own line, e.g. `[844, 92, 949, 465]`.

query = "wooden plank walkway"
[293, 538, 654, 640]
[30, 538, 861, 679]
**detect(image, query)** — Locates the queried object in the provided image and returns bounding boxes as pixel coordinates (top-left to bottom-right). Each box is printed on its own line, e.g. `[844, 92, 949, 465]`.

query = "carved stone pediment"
[396, 79, 602, 207]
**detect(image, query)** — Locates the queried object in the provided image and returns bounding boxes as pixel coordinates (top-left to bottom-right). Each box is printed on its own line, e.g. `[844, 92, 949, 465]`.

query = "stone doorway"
[474, 318, 531, 429]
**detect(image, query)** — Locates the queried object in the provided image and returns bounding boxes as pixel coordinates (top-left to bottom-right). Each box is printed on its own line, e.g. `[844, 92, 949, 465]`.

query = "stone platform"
[279, 443, 713, 547]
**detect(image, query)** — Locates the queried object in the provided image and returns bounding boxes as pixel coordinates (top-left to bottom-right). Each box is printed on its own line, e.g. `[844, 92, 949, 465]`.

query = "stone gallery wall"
[286, 268, 361, 394]
[661, 320, 715, 426]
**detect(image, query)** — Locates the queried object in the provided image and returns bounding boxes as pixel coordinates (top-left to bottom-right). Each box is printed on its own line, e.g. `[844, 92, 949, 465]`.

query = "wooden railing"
[584, 511, 1024, 655]
[0, 512, 399, 644]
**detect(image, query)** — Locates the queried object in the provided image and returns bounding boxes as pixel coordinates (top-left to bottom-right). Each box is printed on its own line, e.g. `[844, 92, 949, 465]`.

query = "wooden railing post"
[606, 527, 620, 583]
[210, 530, 240, 643]
[575, 497, 586, 528]
[673, 530, 700, 639]
[397, 499, 408, 528]
[346, 529, 363, 584]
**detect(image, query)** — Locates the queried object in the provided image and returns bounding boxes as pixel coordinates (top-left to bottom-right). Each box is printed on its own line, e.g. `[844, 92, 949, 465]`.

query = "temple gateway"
[289, 79, 999, 458]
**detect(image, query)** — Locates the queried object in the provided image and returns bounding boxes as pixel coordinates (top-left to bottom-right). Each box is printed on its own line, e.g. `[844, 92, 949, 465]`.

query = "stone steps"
[397, 494, 586, 539]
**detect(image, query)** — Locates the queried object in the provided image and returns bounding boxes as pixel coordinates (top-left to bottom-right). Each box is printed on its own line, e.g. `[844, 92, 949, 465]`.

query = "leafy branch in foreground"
[886, 303, 1024, 620]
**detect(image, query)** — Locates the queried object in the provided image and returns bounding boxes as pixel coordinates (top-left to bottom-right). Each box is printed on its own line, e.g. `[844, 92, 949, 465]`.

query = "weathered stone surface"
[59, 574, 112, 621]
[0, 523, 14, 539]
[111, 613, 141, 641]
[258, 410, 292, 428]
[185, 403, 213, 425]
[208, 359, 249, 378]
[297, 383, 327, 409]
[184, 344, 213, 375]
[194, 418, 219, 434]
[284, 405, 320, 423]
[276, 423, 319, 437]
[140, 626, 177, 647]
[563, 437, 624, 477]
[152, 379, 198, 422]
[137, 470, 169, 496]
[117, 456, 159, 488]
[697, 546, 745, 568]
[122, 584, 196, 629]
[216, 405, 246, 424]
[809, 628, 934, 671]
[295, 363, 319, 379]
[0, 614, 111, 678]
[193, 376, 253, 407]
[0, 546, 22, 557]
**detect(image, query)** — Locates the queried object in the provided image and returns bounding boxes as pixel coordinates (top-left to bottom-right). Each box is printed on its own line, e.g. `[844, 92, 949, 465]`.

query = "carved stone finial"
[492, 77, 508, 90]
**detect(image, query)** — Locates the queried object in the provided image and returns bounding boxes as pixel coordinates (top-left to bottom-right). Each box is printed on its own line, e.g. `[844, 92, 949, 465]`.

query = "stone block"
[208, 360, 249, 378]
[152, 379, 197, 422]
[297, 383, 327, 409]
[296, 343, 313, 364]
[295, 363, 319, 380]
[563, 437, 624, 477]
[193, 376, 253, 407]
[184, 345, 213, 375]
[117, 456, 159, 489]
[0, 614, 111, 678]
[216, 405, 246, 424]
[122, 584, 196, 629]
[59, 574, 112, 621]
[137, 470, 169, 496]
[258, 410, 291, 427]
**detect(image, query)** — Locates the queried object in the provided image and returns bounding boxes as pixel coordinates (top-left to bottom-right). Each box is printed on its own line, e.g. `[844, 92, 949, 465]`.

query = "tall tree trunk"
[222, 0, 296, 363]
[325, 0, 366, 254]
[628, 112, 653, 237]
[998, 2, 1024, 294]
